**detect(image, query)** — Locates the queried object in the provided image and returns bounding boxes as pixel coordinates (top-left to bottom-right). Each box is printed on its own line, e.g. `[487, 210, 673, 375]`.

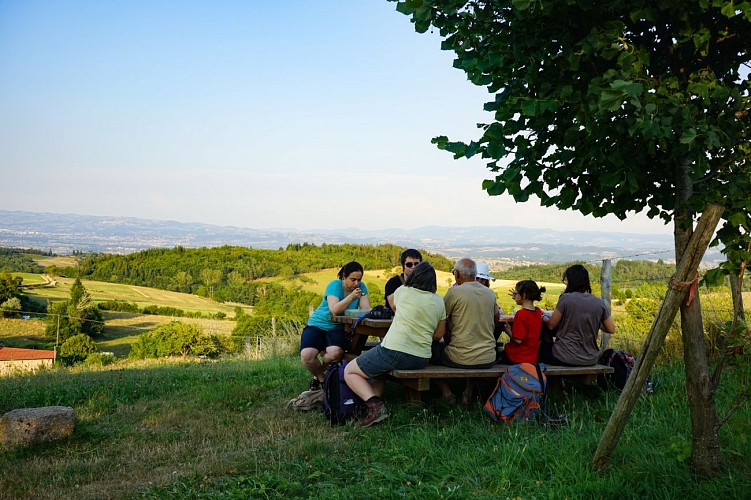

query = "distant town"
[0, 209, 721, 267]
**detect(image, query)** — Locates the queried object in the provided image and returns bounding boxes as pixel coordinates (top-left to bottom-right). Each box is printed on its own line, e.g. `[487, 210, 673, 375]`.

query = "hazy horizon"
[1, 2, 670, 236]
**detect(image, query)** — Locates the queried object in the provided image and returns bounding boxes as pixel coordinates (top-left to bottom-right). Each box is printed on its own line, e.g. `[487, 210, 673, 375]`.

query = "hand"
[508, 288, 516, 298]
[351, 288, 362, 299]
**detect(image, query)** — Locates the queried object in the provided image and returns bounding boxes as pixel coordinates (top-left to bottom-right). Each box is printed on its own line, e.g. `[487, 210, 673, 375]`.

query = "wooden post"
[593, 203, 724, 469]
[244, 336, 251, 361]
[272, 317, 277, 356]
[599, 259, 612, 354]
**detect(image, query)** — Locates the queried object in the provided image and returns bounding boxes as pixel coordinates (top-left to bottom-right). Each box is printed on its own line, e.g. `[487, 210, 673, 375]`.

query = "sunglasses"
[405, 261, 421, 268]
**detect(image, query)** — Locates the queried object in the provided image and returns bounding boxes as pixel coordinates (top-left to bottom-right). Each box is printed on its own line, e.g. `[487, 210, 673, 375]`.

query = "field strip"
[130, 287, 149, 298]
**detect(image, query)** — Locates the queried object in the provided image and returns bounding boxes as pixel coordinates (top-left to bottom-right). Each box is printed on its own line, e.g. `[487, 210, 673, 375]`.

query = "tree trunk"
[674, 163, 722, 475]
[729, 274, 745, 323]
[593, 204, 724, 469]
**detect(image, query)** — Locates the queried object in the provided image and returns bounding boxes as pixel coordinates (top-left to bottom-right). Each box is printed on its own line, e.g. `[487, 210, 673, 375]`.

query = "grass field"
[15, 274, 252, 317]
[0, 355, 748, 499]
[264, 267, 565, 312]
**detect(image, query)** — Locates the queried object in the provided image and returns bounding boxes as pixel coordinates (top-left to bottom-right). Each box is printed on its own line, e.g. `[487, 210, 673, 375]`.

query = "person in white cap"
[475, 261, 495, 287]
[475, 261, 504, 342]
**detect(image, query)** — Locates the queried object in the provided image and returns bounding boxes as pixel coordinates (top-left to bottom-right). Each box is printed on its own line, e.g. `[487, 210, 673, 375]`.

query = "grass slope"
[0, 355, 748, 499]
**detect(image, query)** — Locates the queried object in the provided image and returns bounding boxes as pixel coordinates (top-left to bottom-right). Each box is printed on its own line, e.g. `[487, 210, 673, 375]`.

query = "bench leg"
[395, 378, 429, 403]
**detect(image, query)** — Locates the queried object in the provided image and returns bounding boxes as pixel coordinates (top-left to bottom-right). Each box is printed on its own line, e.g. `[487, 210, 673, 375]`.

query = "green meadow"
[0, 355, 749, 499]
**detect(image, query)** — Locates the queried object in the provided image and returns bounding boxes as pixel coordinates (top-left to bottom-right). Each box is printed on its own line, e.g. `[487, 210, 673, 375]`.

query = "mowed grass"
[16, 274, 251, 317]
[7, 274, 249, 357]
[0, 355, 748, 499]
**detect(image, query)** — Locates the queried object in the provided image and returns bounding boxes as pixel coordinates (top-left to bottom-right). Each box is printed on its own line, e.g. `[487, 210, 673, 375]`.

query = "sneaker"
[309, 377, 322, 391]
[362, 400, 389, 427]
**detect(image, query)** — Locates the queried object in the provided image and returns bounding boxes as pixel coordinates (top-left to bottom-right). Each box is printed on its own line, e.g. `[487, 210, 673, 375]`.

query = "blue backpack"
[484, 363, 547, 423]
[323, 360, 363, 425]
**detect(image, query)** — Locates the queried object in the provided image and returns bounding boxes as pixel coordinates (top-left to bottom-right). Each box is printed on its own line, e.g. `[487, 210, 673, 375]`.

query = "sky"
[0, 0, 672, 235]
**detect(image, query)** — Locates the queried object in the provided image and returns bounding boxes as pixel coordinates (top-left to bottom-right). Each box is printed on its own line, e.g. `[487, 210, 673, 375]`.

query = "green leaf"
[679, 128, 697, 145]
[721, 1, 737, 17]
[728, 212, 748, 227]
[486, 181, 506, 196]
[599, 88, 625, 112]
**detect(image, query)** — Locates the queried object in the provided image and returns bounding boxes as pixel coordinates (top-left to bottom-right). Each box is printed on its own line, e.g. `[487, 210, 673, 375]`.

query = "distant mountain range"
[0, 209, 722, 266]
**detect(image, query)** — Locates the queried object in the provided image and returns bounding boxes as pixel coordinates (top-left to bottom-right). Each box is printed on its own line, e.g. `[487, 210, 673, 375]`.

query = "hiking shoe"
[309, 377, 322, 391]
[362, 400, 388, 427]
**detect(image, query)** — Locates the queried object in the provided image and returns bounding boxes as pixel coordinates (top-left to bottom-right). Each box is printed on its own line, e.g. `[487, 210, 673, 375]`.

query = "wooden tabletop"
[330, 315, 392, 329]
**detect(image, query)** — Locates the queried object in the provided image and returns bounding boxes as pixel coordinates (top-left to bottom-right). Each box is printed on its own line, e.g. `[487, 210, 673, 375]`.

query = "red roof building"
[0, 346, 55, 375]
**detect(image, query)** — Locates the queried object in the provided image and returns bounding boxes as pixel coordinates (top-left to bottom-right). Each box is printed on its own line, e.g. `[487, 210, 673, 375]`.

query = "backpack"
[323, 360, 363, 425]
[599, 348, 635, 391]
[286, 389, 324, 411]
[366, 305, 394, 320]
[484, 363, 547, 423]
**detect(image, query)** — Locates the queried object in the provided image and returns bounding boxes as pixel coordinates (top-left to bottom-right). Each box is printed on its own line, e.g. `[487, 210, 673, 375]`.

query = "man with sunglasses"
[385, 248, 422, 311]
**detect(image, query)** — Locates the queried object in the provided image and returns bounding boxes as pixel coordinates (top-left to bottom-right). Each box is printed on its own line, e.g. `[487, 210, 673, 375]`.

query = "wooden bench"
[388, 364, 614, 402]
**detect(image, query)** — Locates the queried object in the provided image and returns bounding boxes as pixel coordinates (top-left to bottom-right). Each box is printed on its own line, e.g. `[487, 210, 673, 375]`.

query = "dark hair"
[338, 261, 364, 279]
[400, 249, 423, 266]
[405, 261, 437, 293]
[515, 279, 546, 302]
[563, 264, 591, 294]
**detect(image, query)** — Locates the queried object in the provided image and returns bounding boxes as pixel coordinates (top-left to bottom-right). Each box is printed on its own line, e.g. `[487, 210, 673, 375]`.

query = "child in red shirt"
[498, 280, 546, 364]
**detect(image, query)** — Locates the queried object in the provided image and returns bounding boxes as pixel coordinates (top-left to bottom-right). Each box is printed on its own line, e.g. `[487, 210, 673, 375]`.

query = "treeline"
[499, 259, 677, 289]
[98, 299, 229, 320]
[0, 248, 45, 273]
[43, 243, 452, 322]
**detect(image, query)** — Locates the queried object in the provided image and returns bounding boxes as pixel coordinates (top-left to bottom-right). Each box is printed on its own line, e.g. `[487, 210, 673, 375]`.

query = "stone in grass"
[0, 406, 76, 449]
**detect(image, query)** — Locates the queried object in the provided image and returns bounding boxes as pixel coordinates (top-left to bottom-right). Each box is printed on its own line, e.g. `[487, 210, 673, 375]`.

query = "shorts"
[356, 344, 429, 379]
[299, 325, 346, 353]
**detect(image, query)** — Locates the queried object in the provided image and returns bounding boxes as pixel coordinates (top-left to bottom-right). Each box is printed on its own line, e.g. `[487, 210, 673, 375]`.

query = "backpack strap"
[534, 363, 547, 424]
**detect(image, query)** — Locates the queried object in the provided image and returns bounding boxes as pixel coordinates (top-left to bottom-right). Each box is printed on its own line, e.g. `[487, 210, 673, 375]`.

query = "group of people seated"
[299, 249, 615, 427]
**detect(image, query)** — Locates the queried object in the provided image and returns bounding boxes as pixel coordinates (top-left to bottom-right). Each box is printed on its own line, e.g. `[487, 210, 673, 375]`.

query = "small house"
[0, 346, 56, 376]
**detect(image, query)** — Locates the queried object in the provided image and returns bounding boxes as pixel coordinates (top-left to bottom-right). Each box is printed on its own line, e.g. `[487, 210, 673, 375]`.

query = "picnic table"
[330, 315, 392, 355]
[332, 313, 518, 356]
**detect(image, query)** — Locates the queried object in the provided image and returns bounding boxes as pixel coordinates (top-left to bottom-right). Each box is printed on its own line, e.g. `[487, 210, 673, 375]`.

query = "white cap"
[475, 262, 495, 281]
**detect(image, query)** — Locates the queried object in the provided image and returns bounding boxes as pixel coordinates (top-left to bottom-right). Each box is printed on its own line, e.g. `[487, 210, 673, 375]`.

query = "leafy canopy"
[391, 0, 751, 227]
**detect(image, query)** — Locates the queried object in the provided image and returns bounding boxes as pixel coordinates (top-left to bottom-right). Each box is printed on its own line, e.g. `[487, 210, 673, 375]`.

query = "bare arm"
[601, 316, 615, 334]
[327, 289, 362, 316]
[387, 293, 395, 311]
[432, 319, 446, 341]
[359, 294, 371, 311]
[544, 309, 563, 329]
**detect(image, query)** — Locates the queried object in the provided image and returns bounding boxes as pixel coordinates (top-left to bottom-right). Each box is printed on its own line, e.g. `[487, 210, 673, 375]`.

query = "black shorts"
[299, 325, 346, 353]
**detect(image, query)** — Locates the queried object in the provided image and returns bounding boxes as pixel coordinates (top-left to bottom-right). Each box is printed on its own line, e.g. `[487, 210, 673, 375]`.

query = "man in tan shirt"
[432, 258, 497, 404]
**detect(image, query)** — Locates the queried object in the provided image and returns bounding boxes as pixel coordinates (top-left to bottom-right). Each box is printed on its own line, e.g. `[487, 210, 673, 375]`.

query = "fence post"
[244, 336, 251, 360]
[272, 317, 277, 356]
[599, 259, 612, 354]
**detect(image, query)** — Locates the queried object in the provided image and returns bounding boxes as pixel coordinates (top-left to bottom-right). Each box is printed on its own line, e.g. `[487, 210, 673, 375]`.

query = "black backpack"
[322, 360, 363, 425]
[599, 348, 654, 392]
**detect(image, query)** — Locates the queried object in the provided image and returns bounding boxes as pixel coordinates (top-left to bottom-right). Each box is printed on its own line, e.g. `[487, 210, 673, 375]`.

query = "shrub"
[0, 297, 22, 318]
[84, 352, 117, 366]
[129, 321, 222, 359]
[59, 334, 98, 365]
[97, 300, 139, 313]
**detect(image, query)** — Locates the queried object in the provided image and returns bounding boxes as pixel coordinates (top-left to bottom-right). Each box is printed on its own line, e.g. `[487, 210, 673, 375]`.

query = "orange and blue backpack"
[484, 363, 547, 423]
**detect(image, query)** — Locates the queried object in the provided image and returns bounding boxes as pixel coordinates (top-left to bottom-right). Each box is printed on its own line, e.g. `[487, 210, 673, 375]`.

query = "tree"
[0, 272, 22, 304]
[391, 0, 751, 474]
[128, 321, 222, 359]
[59, 333, 98, 365]
[0, 297, 22, 318]
[45, 278, 104, 342]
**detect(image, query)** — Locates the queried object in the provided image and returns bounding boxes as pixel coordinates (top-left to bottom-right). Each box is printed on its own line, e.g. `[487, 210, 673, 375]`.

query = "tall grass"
[1, 355, 749, 499]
